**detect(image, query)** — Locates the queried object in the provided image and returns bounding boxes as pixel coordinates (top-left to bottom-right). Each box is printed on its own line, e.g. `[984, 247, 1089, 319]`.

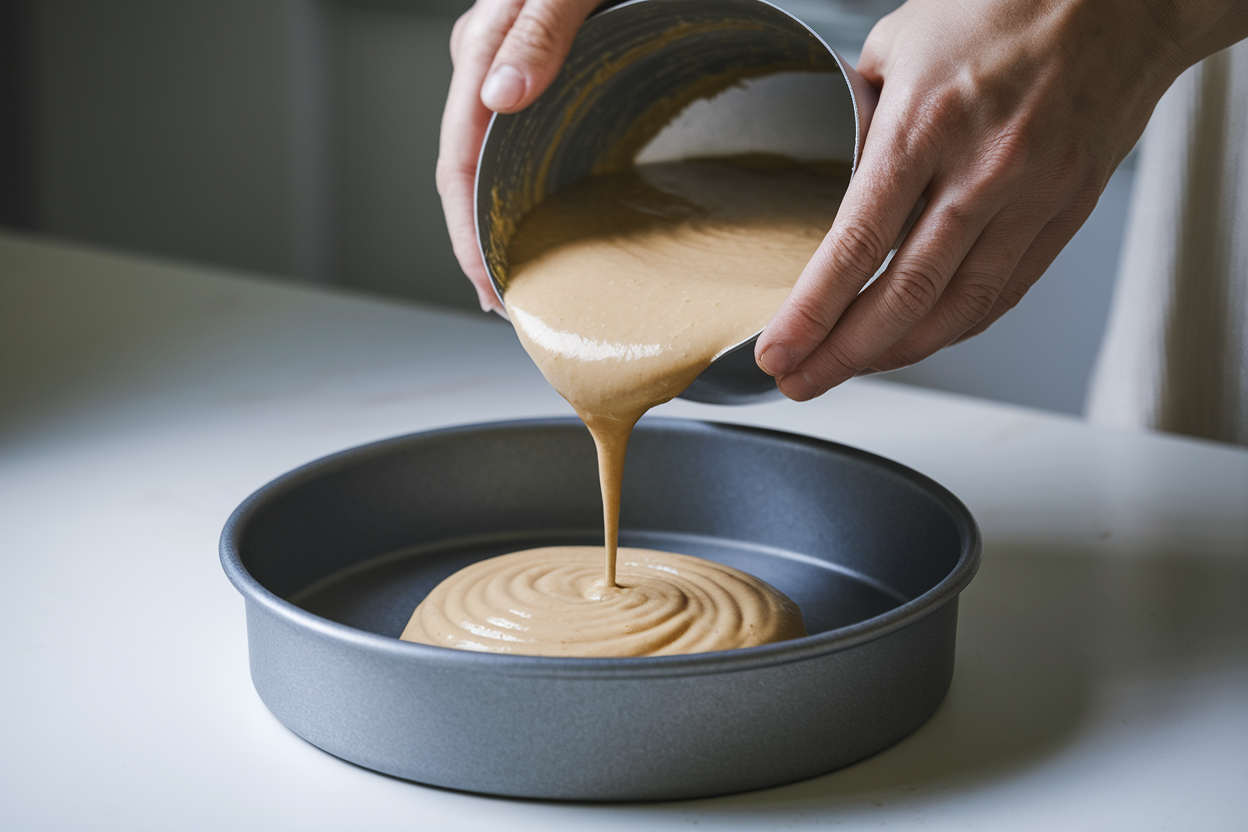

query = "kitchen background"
[0, 0, 1134, 416]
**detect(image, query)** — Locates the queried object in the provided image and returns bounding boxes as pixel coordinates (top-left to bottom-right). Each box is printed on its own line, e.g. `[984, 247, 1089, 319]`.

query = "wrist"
[1144, 0, 1248, 71]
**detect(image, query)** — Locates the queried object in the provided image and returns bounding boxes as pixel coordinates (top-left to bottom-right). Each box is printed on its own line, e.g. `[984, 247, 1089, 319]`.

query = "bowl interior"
[476, 0, 851, 298]
[232, 418, 971, 644]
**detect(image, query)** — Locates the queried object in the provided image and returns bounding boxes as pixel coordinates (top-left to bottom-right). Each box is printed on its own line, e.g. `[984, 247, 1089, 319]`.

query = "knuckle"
[979, 127, 1031, 183]
[1070, 164, 1108, 207]
[931, 82, 971, 120]
[882, 262, 944, 322]
[450, 10, 472, 57]
[908, 85, 968, 143]
[859, 10, 899, 67]
[932, 199, 978, 235]
[435, 155, 469, 197]
[1050, 144, 1084, 186]
[461, 0, 524, 55]
[878, 340, 928, 371]
[435, 156, 453, 189]
[505, 8, 564, 61]
[994, 280, 1031, 313]
[829, 218, 893, 276]
[811, 339, 864, 385]
[867, 91, 943, 165]
[785, 296, 834, 343]
[943, 277, 1000, 329]
[1041, 143, 1097, 201]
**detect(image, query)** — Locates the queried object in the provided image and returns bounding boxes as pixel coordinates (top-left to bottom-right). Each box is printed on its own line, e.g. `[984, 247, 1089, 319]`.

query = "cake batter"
[402, 157, 848, 656]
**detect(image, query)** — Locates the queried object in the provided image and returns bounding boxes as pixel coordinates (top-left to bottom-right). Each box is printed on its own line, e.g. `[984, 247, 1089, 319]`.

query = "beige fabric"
[1086, 41, 1248, 446]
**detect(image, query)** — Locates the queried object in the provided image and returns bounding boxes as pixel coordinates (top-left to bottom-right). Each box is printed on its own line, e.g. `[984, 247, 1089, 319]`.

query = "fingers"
[840, 186, 1097, 380]
[481, 0, 603, 112]
[763, 154, 1091, 399]
[758, 40, 1104, 400]
[775, 183, 1092, 397]
[855, 2, 905, 89]
[438, 0, 602, 313]
[437, 71, 499, 311]
[438, 2, 522, 312]
[957, 195, 1097, 340]
[754, 102, 936, 382]
[862, 201, 1054, 373]
[769, 186, 1002, 400]
[747, 0, 1165, 400]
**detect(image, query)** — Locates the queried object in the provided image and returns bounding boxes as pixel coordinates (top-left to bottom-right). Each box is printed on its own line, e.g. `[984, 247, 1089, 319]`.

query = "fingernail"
[481, 64, 525, 111]
[757, 345, 797, 377]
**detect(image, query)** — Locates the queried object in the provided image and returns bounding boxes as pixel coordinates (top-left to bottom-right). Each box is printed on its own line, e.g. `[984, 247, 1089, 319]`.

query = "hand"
[754, 0, 1245, 400]
[436, 0, 603, 315]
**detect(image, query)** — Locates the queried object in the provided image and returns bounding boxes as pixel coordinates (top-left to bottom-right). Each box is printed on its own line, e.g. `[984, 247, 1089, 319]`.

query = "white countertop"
[2, 230, 1245, 831]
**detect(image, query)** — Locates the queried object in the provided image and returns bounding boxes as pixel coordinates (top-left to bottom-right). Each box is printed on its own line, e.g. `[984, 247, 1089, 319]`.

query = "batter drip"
[402, 156, 848, 657]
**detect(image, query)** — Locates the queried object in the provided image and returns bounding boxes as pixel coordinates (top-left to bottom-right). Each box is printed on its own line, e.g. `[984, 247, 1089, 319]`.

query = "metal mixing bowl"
[474, 0, 879, 404]
[220, 418, 980, 800]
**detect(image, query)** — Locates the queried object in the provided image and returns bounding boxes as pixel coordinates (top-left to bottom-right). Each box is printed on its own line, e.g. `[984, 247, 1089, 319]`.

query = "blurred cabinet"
[9, 0, 474, 305]
[24, 0, 339, 283]
[335, 1, 474, 309]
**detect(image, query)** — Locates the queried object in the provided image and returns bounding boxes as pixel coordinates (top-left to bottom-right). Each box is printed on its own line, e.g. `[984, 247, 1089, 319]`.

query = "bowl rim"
[220, 417, 981, 680]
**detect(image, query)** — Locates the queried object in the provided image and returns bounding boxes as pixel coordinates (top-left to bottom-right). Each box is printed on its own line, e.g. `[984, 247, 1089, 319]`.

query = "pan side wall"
[244, 597, 958, 801]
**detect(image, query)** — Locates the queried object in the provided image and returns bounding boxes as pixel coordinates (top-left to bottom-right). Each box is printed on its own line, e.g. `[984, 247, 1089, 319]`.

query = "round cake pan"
[220, 418, 980, 801]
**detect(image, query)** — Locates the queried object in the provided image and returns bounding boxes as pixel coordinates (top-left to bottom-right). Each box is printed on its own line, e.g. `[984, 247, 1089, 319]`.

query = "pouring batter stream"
[402, 156, 848, 656]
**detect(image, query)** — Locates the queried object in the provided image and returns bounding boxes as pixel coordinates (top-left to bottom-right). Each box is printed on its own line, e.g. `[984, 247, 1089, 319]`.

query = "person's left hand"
[436, 0, 604, 316]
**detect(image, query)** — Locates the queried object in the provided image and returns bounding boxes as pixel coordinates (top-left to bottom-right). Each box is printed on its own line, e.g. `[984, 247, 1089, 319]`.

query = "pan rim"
[220, 416, 981, 680]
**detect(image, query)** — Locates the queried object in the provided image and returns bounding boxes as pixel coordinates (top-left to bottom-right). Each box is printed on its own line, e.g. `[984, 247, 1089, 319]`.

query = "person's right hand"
[436, 0, 604, 316]
[753, 0, 1248, 400]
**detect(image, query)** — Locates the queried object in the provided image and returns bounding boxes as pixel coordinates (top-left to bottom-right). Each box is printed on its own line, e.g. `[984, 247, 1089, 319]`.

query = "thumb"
[480, 0, 602, 113]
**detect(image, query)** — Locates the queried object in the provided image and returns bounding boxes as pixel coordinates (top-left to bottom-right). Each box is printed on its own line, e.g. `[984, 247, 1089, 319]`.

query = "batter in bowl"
[402, 156, 849, 657]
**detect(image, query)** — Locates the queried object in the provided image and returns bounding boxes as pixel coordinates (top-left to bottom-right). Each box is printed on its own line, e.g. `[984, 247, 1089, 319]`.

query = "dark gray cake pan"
[220, 418, 980, 801]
